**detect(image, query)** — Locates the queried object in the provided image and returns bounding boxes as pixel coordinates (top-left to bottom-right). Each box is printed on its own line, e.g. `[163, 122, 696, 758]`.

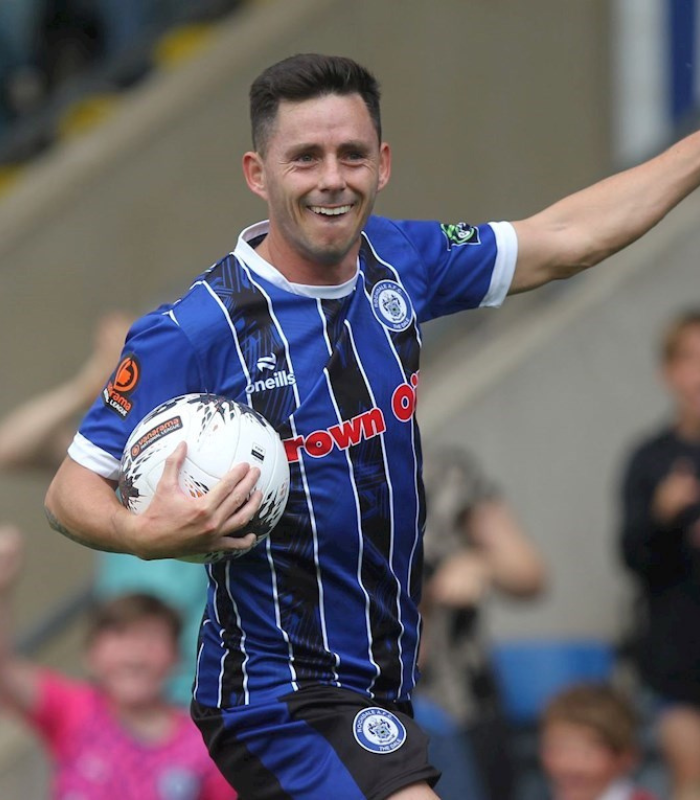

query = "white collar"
[234, 220, 359, 300]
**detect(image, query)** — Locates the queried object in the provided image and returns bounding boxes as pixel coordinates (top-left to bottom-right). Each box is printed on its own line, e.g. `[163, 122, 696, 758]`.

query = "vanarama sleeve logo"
[103, 354, 140, 418]
[440, 221, 481, 250]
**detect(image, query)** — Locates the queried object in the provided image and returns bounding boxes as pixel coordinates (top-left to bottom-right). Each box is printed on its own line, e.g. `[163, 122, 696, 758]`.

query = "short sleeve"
[386, 218, 517, 320]
[69, 308, 207, 479]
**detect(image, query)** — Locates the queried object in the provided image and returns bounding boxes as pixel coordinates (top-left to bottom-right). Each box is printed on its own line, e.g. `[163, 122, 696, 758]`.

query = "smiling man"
[45, 53, 700, 800]
[243, 91, 391, 282]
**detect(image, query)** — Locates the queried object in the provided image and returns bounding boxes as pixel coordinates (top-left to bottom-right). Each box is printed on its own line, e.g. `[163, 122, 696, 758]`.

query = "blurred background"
[0, 0, 699, 796]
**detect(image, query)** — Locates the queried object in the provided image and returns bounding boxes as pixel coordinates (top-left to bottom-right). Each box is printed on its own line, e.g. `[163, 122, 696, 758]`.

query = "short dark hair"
[249, 53, 382, 154]
[86, 592, 182, 645]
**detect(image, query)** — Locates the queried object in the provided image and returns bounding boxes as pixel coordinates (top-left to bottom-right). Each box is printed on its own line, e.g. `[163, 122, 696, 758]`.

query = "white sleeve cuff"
[67, 432, 121, 481]
[481, 221, 518, 307]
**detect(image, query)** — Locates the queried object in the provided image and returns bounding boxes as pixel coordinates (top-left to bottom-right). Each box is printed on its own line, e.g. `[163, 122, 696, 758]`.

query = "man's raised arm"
[510, 129, 700, 294]
[44, 445, 261, 560]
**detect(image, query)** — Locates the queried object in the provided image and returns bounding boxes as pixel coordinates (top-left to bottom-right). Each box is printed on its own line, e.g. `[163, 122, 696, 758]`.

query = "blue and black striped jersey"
[70, 215, 517, 708]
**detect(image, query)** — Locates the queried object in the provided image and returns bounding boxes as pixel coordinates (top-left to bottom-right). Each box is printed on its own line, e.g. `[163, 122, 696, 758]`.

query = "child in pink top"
[0, 526, 235, 800]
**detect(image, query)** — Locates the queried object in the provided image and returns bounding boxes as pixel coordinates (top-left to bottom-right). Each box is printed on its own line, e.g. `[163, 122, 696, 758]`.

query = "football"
[118, 393, 290, 563]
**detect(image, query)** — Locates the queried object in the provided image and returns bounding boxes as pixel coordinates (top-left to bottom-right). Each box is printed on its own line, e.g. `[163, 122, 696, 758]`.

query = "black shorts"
[192, 685, 440, 800]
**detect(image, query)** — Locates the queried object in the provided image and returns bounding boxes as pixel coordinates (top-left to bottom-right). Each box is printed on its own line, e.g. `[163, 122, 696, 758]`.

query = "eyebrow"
[285, 139, 373, 155]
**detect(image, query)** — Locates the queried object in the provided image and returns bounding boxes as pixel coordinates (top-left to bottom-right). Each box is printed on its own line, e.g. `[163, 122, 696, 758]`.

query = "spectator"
[0, 525, 235, 799]
[414, 447, 547, 800]
[37, 0, 107, 92]
[0, 310, 208, 706]
[0, 311, 132, 471]
[540, 682, 659, 800]
[619, 309, 700, 800]
[0, 1, 45, 132]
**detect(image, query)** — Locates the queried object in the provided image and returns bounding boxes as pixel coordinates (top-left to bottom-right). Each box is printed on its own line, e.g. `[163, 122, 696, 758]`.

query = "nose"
[318, 156, 346, 192]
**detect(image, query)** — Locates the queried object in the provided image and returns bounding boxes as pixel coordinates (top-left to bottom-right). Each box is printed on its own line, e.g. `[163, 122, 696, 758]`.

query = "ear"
[377, 142, 392, 192]
[242, 151, 268, 201]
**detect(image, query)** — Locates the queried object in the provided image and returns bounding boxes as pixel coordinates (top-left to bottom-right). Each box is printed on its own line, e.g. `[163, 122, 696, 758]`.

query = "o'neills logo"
[103, 354, 140, 418]
[245, 369, 296, 395]
[284, 374, 419, 463]
[130, 416, 182, 458]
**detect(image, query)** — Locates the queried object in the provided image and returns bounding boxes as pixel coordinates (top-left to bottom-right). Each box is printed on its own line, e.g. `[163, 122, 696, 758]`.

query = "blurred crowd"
[0, 15, 698, 797]
[0, 0, 243, 150]
[0, 306, 698, 799]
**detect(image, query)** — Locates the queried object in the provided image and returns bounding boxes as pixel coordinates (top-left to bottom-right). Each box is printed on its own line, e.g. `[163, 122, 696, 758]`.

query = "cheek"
[150, 643, 179, 670]
[542, 748, 573, 777]
[85, 640, 121, 678]
[542, 744, 591, 778]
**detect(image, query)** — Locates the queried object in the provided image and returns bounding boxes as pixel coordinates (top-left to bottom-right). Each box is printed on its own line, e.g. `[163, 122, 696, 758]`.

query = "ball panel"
[119, 393, 290, 563]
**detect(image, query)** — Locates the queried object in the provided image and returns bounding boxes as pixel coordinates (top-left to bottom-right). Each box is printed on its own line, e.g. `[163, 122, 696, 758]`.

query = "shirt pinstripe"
[69, 215, 517, 709]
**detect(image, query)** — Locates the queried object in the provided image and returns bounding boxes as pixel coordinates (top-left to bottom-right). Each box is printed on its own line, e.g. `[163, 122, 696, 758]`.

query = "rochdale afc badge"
[371, 280, 414, 332]
[353, 707, 407, 754]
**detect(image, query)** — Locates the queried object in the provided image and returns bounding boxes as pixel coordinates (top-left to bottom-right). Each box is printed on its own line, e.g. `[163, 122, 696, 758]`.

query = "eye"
[292, 152, 316, 165]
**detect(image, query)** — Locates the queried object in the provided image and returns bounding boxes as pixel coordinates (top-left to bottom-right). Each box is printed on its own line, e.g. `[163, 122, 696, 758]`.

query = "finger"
[212, 465, 261, 515]
[221, 489, 263, 537]
[159, 441, 188, 489]
[209, 532, 258, 554]
[207, 462, 253, 502]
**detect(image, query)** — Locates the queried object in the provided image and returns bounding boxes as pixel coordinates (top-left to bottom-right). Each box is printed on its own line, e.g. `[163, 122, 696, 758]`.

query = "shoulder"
[363, 215, 441, 250]
[38, 668, 93, 704]
[624, 426, 677, 467]
[25, 668, 95, 734]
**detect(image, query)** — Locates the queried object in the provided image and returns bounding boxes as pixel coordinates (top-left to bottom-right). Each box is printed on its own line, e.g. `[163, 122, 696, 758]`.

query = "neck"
[109, 697, 175, 742]
[256, 231, 359, 286]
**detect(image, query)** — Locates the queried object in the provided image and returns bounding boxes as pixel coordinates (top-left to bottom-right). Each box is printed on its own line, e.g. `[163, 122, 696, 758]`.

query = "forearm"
[470, 502, 547, 598]
[487, 549, 547, 597]
[0, 531, 40, 713]
[512, 130, 700, 291]
[0, 592, 40, 713]
[44, 457, 137, 556]
[0, 381, 90, 470]
[45, 448, 261, 561]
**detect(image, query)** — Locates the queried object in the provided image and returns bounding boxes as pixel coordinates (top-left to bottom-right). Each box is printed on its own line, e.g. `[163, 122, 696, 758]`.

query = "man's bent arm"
[44, 457, 137, 554]
[45, 447, 261, 560]
[510, 129, 700, 293]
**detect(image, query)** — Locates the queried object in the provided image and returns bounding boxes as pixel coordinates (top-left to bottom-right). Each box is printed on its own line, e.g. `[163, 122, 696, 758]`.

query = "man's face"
[663, 324, 700, 425]
[243, 93, 391, 283]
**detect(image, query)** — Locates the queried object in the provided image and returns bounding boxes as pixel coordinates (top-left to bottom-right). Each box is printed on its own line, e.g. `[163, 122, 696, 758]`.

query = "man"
[619, 309, 700, 800]
[45, 54, 700, 800]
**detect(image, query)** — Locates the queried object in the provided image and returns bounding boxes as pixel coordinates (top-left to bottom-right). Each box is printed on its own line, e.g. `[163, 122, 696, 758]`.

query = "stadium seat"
[153, 23, 218, 70]
[491, 638, 615, 724]
[56, 92, 120, 139]
[0, 165, 24, 198]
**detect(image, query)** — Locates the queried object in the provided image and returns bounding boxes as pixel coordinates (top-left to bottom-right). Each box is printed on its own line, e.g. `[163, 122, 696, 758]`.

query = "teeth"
[310, 205, 352, 216]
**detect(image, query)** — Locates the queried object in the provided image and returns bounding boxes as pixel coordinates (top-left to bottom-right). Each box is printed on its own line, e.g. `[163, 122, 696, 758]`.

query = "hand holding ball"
[119, 394, 290, 562]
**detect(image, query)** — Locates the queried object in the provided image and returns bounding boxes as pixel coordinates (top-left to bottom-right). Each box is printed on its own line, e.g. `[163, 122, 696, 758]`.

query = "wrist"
[109, 505, 146, 558]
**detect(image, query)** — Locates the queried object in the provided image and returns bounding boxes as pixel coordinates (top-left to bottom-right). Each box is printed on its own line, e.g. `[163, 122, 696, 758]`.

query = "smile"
[309, 205, 353, 216]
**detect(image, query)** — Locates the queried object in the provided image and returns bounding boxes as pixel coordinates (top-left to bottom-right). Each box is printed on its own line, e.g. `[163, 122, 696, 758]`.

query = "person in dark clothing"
[619, 309, 700, 800]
